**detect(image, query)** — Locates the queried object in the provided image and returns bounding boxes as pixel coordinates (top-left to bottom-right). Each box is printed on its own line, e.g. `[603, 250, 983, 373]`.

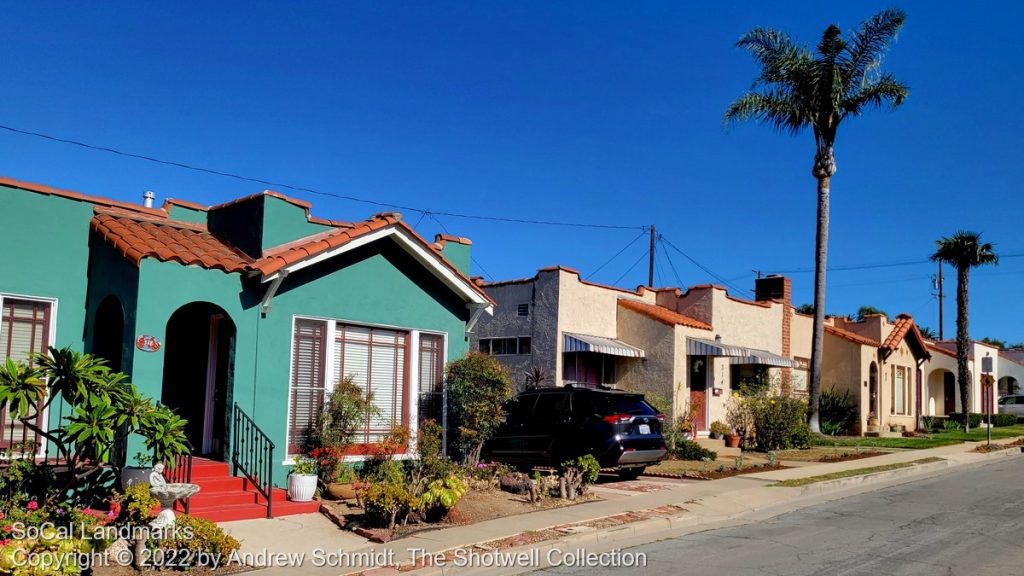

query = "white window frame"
[0, 292, 58, 459]
[283, 314, 448, 464]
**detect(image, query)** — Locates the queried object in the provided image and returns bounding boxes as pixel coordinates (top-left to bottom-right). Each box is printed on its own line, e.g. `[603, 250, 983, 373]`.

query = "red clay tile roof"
[91, 208, 253, 273]
[881, 313, 931, 359]
[0, 175, 166, 217]
[252, 214, 401, 276]
[825, 325, 881, 347]
[617, 299, 712, 330]
[434, 233, 473, 247]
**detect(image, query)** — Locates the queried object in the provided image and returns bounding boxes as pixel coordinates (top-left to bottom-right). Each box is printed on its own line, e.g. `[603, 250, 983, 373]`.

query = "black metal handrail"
[231, 403, 275, 518]
[164, 440, 194, 515]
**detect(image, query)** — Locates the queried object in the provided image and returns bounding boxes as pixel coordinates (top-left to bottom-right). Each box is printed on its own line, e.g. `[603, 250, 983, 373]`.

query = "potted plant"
[709, 421, 729, 440]
[288, 458, 318, 502]
[324, 461, 359, 501]
[121, 452, 154, 489]
[724, 430, 742, 448]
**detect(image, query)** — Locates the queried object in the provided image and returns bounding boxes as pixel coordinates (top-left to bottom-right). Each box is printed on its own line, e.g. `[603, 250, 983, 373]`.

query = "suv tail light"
[602, 413, 634, 424]
[655, 413, 666, 421]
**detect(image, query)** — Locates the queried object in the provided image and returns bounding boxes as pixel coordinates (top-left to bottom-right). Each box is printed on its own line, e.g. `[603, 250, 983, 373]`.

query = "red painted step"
[172, 458, 320, 522]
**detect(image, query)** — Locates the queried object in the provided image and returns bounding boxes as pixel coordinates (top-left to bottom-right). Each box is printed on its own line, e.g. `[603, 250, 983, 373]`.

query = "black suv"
[481, 386, 667, 479]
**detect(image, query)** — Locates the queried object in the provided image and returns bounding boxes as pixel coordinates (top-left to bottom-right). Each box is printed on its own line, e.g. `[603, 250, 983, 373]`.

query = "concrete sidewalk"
[237, 439, 1022, 576]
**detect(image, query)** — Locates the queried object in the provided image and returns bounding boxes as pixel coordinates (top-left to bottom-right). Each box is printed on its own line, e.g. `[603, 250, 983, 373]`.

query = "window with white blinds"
[288, 319, 328, 455]
[418, 334, 444, 422]
[0, 297, 52, 451]
[334, 325, 407, 445]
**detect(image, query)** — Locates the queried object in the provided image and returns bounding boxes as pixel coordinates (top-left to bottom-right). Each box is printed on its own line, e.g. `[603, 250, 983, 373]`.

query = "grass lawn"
[648, 454, 769, 476]
[810, 425, 1024, 449]
[773, 446, 889, 462]
[773, 457, 945, 487]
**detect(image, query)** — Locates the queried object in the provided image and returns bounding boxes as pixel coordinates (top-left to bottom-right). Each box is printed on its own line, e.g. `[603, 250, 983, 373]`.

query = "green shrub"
[361, 479, 419, 530]
[446, 352, 514, 464]
[746, 395, 809, 451]
[819, 385, 857, 436]
[157, 515, 240, 565]
[947, 413, 983, 428]
[674, 439, 717, 461]
[420, 474, 469, 512]
[921, 415, 937, 432]
[558, 454, 600, 500]
[709, 421, 730, 437]
[942, 418, 962, 431]
[113, 482, 158, 525]
[992, 414, 1019, 427]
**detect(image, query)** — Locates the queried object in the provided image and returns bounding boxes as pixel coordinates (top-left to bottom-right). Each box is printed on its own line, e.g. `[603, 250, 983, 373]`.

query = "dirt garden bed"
[773, 446, 891, 463]
[971, 439, 1024, 453]
[645, 457, 787, 480]
[321, 489, 601, 543]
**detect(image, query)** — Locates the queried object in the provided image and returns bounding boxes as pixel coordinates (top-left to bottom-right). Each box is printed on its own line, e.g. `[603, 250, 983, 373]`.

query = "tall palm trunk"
[807, 143, 835, 434]
[955, 265, 970, 431]
[807, 175, 829, 433]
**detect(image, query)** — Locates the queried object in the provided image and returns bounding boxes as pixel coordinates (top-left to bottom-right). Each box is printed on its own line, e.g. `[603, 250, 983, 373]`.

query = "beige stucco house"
[790, 312, 932, 434]
[923, 339, 1012, 417]
[472, 268, 798, 434]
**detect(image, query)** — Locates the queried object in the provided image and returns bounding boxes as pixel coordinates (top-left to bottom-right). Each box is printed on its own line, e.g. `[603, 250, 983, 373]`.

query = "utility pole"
[648, 225, 656, 287]
[937, 261, 944, 340]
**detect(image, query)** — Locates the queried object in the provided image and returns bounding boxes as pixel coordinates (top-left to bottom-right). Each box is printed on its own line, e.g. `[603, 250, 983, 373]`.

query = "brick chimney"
[756, 275, 794, 393]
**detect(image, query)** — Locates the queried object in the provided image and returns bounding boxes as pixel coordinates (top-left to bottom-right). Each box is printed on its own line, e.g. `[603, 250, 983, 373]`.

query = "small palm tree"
[931, 231, 999, 431]
[725, 10, 909, 432]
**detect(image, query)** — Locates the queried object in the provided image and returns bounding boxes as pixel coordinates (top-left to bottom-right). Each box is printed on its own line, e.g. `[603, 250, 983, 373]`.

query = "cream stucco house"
[472, 268, 798, 433]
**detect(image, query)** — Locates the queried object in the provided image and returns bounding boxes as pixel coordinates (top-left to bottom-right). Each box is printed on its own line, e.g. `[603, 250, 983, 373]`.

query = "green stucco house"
[0, 176, 492, 516]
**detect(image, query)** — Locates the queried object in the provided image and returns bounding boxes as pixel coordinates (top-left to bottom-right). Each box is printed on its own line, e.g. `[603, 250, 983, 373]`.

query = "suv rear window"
[584, 393, 656, 416]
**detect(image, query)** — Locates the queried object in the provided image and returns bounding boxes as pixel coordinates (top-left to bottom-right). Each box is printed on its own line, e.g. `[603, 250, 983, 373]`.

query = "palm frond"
[736, 27, 809, 86]
[931, 231, 1000, 268]
[843, 73, 908, 115]
[724, 90, 807, 135]
[844, 8, 906, 86]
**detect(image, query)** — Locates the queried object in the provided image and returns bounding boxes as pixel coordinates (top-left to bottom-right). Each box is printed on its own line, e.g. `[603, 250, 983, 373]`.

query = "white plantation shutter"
[334, 324, 408, 445]
[288, 319, 327, 455]
[1, 298, 51, 451]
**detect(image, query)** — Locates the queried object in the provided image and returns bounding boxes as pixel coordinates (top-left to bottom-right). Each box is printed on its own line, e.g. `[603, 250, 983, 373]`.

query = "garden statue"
[148, 463, 200, 528]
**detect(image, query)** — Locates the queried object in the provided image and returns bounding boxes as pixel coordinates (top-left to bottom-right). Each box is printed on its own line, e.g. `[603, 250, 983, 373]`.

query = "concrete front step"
[696, 436, 742, 457]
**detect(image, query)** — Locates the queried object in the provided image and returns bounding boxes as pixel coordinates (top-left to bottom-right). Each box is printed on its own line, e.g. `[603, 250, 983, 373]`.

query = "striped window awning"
[686, 337, 749, 357]
[687, 337, 797, 368]
[729, 349, 798, 368]
[563, 332, 645, 358]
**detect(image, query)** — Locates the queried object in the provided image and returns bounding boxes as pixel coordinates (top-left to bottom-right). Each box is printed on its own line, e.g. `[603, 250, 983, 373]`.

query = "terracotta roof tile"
[618, 299, 712, 330]
[881, 314, 931, 359]
[91, 208, 253, 273]
[252, 215, 399, 276]
[825, 325, 881, 347]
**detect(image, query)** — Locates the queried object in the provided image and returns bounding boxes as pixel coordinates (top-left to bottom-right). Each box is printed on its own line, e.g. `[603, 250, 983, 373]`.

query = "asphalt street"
[535, 456, 1024, 576]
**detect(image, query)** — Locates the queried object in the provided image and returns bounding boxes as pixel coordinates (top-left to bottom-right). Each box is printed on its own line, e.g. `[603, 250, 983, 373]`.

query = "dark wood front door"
[689, 357, 708, 433]
[944, 372, 956, 414]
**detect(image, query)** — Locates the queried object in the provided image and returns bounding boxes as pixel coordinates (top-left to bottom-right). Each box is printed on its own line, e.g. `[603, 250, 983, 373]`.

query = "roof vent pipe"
[143, 190, 155, 208]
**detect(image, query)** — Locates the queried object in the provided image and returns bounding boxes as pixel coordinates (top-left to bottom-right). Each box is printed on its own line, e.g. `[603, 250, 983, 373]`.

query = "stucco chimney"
[143, 190, 155, 208]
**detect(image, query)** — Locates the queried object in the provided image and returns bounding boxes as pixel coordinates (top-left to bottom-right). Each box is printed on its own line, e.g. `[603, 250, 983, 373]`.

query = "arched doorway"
[92, 295, 124, 373]
[162, 303, 236, 459]
[998, 376, 1019, 397]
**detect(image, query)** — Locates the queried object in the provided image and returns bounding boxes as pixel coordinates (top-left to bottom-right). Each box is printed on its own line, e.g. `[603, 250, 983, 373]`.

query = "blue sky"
[1, 2, 1021, 342]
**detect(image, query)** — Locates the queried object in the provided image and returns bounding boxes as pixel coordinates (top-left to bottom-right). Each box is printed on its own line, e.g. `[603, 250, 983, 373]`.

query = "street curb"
[396, 449, 1024, 576]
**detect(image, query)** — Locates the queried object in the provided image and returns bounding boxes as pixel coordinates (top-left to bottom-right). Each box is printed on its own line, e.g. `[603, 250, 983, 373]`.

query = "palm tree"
[931, 231, 999, 431]
[724, 10, 909, 432]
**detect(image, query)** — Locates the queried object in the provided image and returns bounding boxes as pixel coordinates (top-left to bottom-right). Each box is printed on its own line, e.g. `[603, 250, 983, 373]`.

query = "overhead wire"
[0, 122, 644, 231]
[584, 229, 649, 280]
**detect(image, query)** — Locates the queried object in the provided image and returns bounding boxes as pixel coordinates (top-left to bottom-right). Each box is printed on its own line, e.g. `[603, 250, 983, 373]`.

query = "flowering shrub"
[746, 395, 811, 451]
[156, 515, 240, 566]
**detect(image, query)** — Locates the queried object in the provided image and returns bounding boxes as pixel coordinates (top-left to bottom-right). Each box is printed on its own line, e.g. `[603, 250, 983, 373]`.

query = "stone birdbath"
[148, 463, 200, 528]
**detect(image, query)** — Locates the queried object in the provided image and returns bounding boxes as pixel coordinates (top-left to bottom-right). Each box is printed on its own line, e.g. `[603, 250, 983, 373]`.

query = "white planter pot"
[121, 467, 153, 490]
[288, 474, 318, 502]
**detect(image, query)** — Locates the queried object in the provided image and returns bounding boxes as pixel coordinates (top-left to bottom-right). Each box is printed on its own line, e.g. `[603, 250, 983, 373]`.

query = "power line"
[660, 235, 753, 297]
[428, 213, 495, 281]
[584, 229, 649, 280]
[659, 237, 685, 288]
[613, 247, 651, 286]
[0, 122, 644, 231]
[772, 253, 1024, 274]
